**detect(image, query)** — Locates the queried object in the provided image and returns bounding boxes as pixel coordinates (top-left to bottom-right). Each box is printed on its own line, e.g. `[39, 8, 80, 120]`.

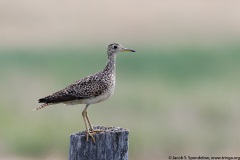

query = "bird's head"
[107, 43, 135, 56]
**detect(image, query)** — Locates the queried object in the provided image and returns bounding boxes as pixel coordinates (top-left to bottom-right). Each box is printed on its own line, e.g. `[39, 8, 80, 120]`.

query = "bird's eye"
[113, 46, 117, 49]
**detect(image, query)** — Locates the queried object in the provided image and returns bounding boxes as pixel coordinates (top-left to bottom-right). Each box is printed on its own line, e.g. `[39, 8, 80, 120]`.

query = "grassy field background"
[1, 44, 240, 159]
[1, 0, 240, 159]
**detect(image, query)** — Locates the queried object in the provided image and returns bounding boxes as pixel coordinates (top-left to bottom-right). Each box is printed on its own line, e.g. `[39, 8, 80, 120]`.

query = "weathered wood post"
[69, 126, 129, 160]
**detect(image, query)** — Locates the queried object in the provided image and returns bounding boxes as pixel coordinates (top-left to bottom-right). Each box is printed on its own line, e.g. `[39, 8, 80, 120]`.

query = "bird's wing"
[38, 90, 78, 104]
[38, 76, 109, 104]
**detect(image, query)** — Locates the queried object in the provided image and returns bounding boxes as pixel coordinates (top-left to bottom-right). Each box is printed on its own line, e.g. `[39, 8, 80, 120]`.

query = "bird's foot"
[90, 128, 103, 133]
[85, 130, 96, 143]
[85, 128, 103, 143]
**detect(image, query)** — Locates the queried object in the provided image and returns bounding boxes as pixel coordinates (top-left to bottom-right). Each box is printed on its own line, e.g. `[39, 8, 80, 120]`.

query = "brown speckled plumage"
[37, 70, 114, 106]
[35, 43, 135, 142]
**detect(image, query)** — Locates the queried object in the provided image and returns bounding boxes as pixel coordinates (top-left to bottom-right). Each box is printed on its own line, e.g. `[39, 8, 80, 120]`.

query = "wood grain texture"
[69, 126, 129, 160]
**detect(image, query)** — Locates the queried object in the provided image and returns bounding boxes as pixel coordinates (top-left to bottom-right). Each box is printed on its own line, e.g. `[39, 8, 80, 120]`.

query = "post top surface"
[72, 126, 129, 136]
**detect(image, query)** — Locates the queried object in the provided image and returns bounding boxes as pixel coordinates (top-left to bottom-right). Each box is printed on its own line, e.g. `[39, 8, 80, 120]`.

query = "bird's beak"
[121, 48, 136, 52]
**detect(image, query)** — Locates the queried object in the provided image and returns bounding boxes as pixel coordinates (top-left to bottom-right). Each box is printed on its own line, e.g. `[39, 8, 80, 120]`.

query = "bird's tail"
[34, 103, 50, 111]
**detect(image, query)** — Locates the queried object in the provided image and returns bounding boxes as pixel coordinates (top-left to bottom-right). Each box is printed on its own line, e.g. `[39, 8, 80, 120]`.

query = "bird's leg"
[85, 112, 102, 133]
[85, 111, 94, 131]
[82, 105, 96, 143]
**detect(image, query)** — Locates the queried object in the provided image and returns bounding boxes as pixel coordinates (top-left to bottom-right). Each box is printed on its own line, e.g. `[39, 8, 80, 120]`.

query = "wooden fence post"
[69, 126, 129, 160]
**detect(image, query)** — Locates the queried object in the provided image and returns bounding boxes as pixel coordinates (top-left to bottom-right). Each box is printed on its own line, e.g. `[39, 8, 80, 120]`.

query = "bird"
[35, 43, 135, 142]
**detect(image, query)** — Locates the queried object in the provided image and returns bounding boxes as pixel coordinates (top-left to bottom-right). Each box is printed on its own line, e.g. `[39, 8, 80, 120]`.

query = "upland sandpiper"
[35, 43, 135, 142]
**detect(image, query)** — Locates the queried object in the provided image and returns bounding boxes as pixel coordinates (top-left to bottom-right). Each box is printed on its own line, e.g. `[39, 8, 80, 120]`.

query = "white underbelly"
[64, 87, 115, 105]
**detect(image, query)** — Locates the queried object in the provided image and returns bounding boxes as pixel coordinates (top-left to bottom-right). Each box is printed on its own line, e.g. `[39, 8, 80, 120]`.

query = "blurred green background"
[1, 0, 240, 159]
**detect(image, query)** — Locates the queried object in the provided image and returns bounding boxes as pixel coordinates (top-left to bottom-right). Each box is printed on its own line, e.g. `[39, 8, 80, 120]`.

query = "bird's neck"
[103, 54, 116, 74]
